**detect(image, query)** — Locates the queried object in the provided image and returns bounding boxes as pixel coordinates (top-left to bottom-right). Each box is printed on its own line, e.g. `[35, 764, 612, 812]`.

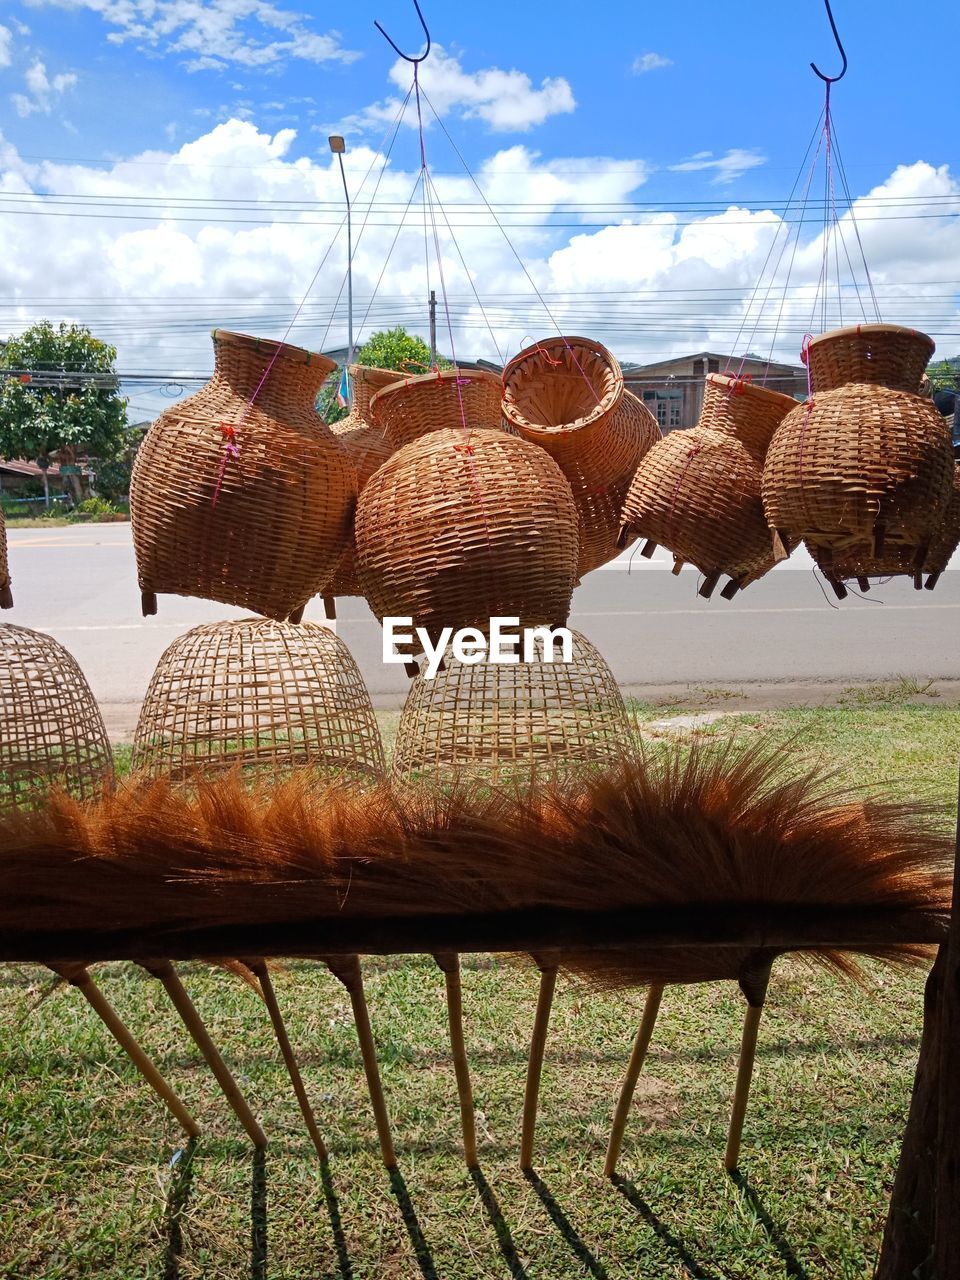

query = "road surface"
[4, 524, 959, 735]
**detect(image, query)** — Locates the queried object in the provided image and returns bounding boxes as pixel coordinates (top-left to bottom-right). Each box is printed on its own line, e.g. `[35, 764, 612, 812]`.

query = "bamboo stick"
[520, 961, 558, 1170]
[434, 951, 477, 1167]
[724, 1001, 765, 1171]
[603, 984, 665, 1177]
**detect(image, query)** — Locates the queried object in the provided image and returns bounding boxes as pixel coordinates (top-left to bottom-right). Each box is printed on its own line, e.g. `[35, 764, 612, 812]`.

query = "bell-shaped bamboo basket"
[805, 323, 936, 394]
[130, 330, 356, 622]
[620, 373, 797, 598]
[0, 507, 11, 609]
[355, 427, 580, 658]
[0, 624, 113, 812]
[369, 368, 503, 450]
[132, 617, 385, 783]
[502, 336, 624, 445]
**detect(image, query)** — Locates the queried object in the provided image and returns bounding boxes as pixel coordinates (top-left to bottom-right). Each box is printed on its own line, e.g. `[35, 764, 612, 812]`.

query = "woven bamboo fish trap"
[620, 374, 796, 598]
[393, 629, 632, 782]
[369, 368, 503, 450]
[501, 336, 624, 447]
[0, 507, 11, 609]
[131, 618, 384, 784]
[806, 323, 935, 394]
[762, 381, 954, 564]
[355, 427, 580, 654]
[0, 624, 113, 812]
[130, 330, 356, 622]
[331, 364, 405, 432]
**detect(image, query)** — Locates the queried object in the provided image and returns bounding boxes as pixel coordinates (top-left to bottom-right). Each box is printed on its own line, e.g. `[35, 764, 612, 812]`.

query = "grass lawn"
[1, 688, 958, 1279]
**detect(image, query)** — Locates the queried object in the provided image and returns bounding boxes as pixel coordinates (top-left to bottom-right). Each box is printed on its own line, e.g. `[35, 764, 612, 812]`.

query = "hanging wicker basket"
[805, 324, 935, 394]
[0, 624, 113, 812]
[130, 330, 356, 622]
[0, 507, 11, 609]
[501, 336, 624, 446]
[333, 364, 405, 430]
[696, 373, 798, 462]
[762, 382, 954, 562]
[355, 426, 580, 654]
[369, 367, 503, 450]
[393, 629, 632, 783]
[132, 618, 384, 783]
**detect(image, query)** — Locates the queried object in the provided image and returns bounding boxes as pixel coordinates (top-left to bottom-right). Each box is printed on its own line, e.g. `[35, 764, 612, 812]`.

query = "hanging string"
[353, 172, 425, 352]
[831, 120, 882, 321]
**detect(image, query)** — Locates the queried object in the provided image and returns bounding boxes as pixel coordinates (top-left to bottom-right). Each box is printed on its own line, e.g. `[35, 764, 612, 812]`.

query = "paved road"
[4, 525, 959, 733]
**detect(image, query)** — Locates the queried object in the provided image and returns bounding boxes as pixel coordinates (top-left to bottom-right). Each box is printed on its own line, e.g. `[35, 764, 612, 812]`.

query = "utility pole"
[329, 135, 353, 404]
[429, 290, 437, 367]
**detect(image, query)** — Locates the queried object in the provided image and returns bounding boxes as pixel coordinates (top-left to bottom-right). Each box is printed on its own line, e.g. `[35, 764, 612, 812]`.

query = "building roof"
[627, 350, 805, 376]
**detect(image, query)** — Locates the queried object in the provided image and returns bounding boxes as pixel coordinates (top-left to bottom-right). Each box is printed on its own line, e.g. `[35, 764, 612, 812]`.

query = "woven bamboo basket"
[132, 618, 384, 783]
[0, 624, 113, 812]
[369, 368, 503, 450]
[501, 336, 624, 447]
[130, 330, 356, 622]
[393, 629, 632, 782]
[0, 506, 11, 609]
[806, 324, 935, 394]
[332, 364, 405, 430]
[762, 382, 954, 561]
[697, 373, 798, 463]
[355, 427, 580, 654]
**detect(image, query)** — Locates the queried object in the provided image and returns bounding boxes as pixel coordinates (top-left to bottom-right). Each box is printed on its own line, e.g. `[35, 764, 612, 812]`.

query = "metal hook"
[810, 0, 848, 83]
[374, 0, 431, 65]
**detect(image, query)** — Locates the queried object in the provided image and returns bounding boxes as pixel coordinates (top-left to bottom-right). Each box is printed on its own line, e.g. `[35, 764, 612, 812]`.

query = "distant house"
[0, 458, 63, 493]
[624, 351, 807, 433]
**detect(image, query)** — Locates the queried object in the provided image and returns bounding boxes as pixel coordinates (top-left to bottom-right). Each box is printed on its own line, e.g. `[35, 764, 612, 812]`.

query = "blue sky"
[0, 0, 958, 410]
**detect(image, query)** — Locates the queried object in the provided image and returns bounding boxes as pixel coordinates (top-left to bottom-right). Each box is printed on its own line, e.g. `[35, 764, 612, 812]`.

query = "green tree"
[0, 322, 129, 496]
[318, 327, 450, 424]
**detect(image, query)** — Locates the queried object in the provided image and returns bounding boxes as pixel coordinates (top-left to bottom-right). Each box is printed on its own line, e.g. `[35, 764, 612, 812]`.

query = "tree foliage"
[0, 321, 128, 464]
[318, 327, 450, 424]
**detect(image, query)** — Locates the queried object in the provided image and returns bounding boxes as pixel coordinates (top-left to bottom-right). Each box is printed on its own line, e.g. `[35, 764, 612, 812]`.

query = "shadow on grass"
[470, 1166, 529, 1279]
[389, 1165, 438, 1280]
[524, 1169, 609, 1279]
[320, 1157, 353, 1280]
[163, 1136, 197, 1280]
[613, 1175, 721, 1280]
[251, 1146, 267, 1280]
[729, 1169, 808, 1279]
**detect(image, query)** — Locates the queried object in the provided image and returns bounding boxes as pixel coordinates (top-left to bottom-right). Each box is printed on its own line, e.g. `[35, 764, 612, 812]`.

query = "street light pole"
[328, 136, 353, 381]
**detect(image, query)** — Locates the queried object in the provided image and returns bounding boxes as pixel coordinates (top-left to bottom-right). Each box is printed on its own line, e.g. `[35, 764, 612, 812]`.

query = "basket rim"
[806, 323, 935, 353]
[368, 365, 502, 408]
[211, 329, 338, 374]
[705, 372, 799, 409]
[502, 335, 624, 435]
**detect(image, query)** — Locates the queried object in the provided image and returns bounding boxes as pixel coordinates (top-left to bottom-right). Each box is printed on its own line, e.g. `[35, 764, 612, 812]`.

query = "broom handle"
[604, 984, 665, 1177]
[520, 964, 557, 1169]
[434, 952, 477, 1167]
[725, 999, 765, 1171]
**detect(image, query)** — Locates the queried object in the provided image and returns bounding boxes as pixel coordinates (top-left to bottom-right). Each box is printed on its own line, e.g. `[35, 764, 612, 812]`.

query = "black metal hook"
[374, 0, 431, 65]
[810, 0, 848, 83]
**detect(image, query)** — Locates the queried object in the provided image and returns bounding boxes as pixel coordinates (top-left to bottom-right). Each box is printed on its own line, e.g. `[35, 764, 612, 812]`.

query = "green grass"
[2, 692, 957, 1279]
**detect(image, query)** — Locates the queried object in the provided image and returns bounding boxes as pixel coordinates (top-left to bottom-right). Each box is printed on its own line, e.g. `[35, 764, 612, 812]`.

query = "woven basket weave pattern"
[698, 374, 798, 463]
[807, 324, 936, 394]
[0, 624, 113, 812]
[501, 336, 624, 442]
[326, 419, 394, 599]
[355, 427, 580, 647]
[132, 618, 384, 783]
[340, 364, 405, 425]
[130, 330, 356, 622]
[393, 629, 632, 782]
[370, 368, 503, 450]
[0, 507, 11, 608]
[762, 384, 954, 548]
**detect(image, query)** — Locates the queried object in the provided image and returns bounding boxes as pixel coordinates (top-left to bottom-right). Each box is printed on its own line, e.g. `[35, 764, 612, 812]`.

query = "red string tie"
[212, 423, 241, 507]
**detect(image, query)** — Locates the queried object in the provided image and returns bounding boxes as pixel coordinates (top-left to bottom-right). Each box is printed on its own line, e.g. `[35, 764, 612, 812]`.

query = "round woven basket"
[0, 506, 11, 609]
[501, 336, 624, 445]
[333, 364, 405, 429]
[355, 426, 580, 653]
[393, 629, 632, 783]
[369, 368, 503, 450]
[762, 382, 954, 557]
[130, 330, 356, 622]
[806, 324, 935, 394]
[131, 618, 384, 784]
[698, 373, 798, 463]
[0, 624, 113, 812]
[621, 427, 778, 594]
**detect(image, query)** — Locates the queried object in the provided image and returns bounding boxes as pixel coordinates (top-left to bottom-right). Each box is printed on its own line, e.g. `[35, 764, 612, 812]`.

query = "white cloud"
[669, 148, 767, 185]
[24, 0, 360, 71]
[11, 59, 77, 116]
[348, 44, 575, 135]
[632, 53, 672, 73]
[0, 25, 12, 68]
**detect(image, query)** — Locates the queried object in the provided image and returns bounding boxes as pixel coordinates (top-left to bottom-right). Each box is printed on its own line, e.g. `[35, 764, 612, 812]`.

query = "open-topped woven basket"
[130, 330, 356, 622]
[501, 336, 624, 445]
[806, 324, 935, 394]
[131, 618, 385, 784]
[333, 364, 405, 430]
[355, 426, 580, 654]
[697, 373, 798, 463]
[0, 507, 11, 609]
[0, 624, 113, 812]
[393, 629, 632, 783]
[369, 368, 503, 450]
[762, 382, 954, 560]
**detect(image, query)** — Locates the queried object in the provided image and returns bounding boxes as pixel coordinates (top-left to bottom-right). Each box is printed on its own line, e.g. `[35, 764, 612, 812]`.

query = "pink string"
[211, 424, 241, 507]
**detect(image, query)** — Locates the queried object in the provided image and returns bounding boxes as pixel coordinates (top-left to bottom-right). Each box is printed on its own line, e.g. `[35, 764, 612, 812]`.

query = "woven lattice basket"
[0, 624, 113, 812]
[697, 373, 798, 463]
[806, 324, 935, 394]
[369, 368, 503, 450]
[393, 629, 632, 782]
[332, 364, 405, 430]
[501, 337, 624, 447]
[762, 383, 954, 559]
[132, 618, 384, 784]
[355, 426, 580, 652]
[130, 330, 356, 622]
[0, 507, 11, 609]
